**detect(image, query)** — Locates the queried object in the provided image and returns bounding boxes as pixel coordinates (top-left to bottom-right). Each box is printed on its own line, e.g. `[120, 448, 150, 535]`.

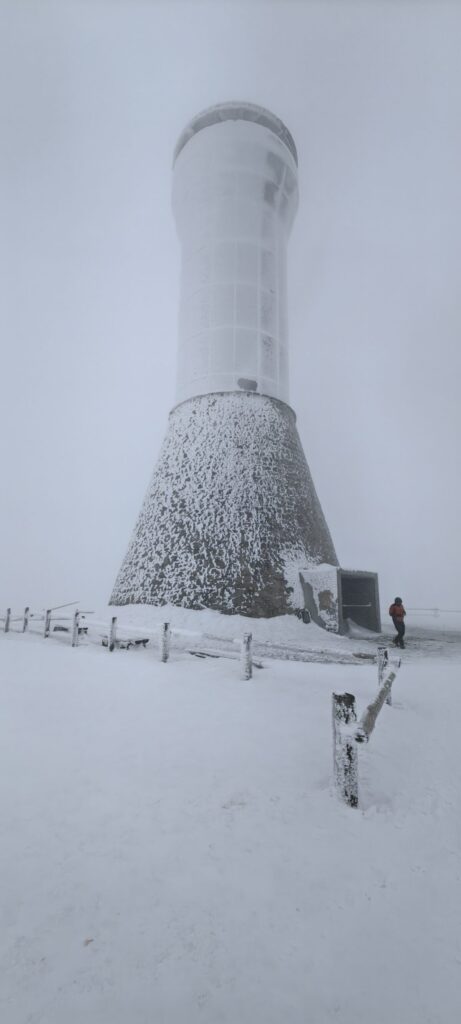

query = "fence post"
[161, 622, 170, 663]
[109, 616, 117, 652]
[377, 645, 392, 704]
[385, 662, 392, 706]
[332, 692, 358, 808]
[241, 633, 253, 680]
[23, 607, 30, 632]
[71, 610, 80, 647]
[4, 608, 11, 633]
[44, 610, 51, 638]
[377, 645, 388, 685]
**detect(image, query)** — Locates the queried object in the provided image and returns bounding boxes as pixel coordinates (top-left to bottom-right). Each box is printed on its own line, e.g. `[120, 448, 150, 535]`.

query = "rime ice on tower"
[110, 102, 339, 617]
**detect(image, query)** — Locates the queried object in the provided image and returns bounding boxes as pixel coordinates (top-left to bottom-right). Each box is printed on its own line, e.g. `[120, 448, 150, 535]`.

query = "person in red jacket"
[389, 597, 406, 648]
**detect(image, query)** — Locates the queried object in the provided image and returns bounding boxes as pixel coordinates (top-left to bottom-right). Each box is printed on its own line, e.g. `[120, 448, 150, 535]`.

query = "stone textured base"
[110, 392, 338, 617]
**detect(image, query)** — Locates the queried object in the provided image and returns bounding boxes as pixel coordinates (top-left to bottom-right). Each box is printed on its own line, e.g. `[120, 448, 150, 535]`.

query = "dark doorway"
[339, 571, 380, 632]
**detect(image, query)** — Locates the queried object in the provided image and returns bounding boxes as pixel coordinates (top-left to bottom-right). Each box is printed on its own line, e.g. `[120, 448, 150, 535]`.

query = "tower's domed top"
[173, 101, 298, 167]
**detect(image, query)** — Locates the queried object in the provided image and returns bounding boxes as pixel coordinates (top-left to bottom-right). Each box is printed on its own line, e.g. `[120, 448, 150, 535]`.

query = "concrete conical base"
[110, 392, 338, 617]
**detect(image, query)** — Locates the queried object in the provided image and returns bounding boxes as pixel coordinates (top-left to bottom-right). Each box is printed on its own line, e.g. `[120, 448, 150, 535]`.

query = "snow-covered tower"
[173, 103, 298, 407]
[110, 103, 339, 618]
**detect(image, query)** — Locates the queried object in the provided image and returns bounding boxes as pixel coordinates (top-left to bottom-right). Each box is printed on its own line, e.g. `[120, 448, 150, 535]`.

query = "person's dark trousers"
[392, 618, 405, 648]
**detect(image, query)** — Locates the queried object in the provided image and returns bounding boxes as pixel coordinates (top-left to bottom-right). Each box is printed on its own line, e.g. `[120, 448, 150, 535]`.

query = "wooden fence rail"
[1, 608, 31, 632]
[2, 601, 259, 681]
[355, 666, 399, 744]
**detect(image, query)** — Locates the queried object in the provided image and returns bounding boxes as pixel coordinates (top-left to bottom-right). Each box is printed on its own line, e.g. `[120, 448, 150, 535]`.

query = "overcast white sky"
[1, 0, 460, 616]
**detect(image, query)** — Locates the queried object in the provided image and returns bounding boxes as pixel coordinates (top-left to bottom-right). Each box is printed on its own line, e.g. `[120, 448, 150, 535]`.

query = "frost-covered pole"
[161, 622, 170, 663]
[377, 645, 388, 686]
[4, 608, 11, 633]
[108, 616, 117, 652]
[44, 609, 51, 638]
[332, 692, 358, 807]
[71, 610, 80, 647]
[377, 645, 392, 705]
[23, 606, 30, 632]
[241, 633, 253, 680]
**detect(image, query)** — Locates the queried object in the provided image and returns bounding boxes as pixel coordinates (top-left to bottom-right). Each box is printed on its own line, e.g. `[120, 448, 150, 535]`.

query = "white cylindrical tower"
[172, 103, 299, 405]
[111, 103, 338, 618]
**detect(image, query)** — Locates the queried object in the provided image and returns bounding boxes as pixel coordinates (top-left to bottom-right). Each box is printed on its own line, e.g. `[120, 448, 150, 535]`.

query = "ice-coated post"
[71, 610, 80, 647]
[44, 609, 51, 638]
[377, 645, 392, 703]
[4, 608, 11, 633]
[23, 606, 30, 632]
[241, 633, 253, 680]
[332, 692, 358, 808]
[109, 616, 117, 652]
[377, 645, 388, 685]
[385, 657, 392, 706]
[161, 622, 170, 663]
[356, 667, 399, 742]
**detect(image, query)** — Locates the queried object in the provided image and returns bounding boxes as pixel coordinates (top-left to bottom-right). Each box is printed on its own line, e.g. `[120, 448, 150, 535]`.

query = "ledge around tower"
[173, 101, 298, 165]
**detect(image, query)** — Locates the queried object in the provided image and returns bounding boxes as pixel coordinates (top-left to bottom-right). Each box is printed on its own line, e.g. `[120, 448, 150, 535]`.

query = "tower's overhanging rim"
[173, 102, 298, 167]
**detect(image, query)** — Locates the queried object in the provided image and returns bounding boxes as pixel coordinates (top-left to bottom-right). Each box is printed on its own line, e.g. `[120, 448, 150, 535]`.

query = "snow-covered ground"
[1, 624, 460, 1023]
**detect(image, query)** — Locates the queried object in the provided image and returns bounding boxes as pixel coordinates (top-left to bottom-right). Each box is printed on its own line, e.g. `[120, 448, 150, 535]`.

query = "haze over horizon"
[1, 0, 460, 617]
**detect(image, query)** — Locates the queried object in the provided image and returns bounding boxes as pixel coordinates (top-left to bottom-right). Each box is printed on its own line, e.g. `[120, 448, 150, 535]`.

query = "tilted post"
[356, 665, 400, 743]
[44, 609, 51, 638]
[109, 616, 117, 652]
[71, 609, 80, 647]
[332, 692, 358, 808]
[4, 608, 11, 633]
[161, 622, 170, 663]
[23, 607, 30, 632]
[241, 633, 253, 680]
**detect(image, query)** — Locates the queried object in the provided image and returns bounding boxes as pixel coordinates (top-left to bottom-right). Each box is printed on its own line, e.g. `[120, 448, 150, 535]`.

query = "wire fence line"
[1, 598, 382, 667]
[407, 607, 461, 615]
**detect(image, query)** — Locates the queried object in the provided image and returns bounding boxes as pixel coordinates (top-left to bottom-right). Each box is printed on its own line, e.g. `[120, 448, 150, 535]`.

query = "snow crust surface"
[2, 628, 460, 1023]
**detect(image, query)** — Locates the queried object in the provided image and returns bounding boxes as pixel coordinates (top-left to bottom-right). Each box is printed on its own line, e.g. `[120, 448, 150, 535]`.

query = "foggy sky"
[1, 0, 460, 615]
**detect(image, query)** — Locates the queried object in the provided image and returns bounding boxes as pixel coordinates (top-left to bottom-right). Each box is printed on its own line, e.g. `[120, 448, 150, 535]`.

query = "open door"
[338, 570, 381, 633]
